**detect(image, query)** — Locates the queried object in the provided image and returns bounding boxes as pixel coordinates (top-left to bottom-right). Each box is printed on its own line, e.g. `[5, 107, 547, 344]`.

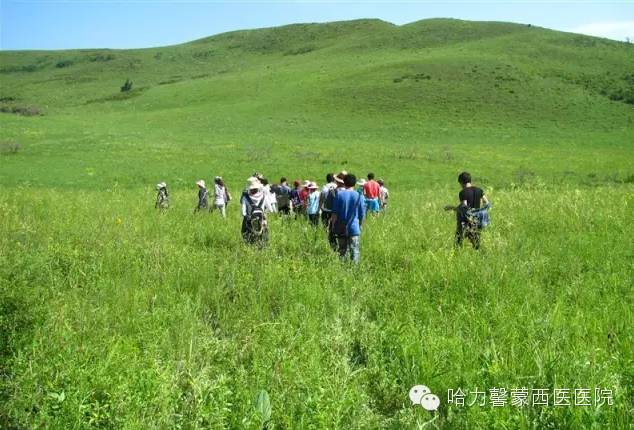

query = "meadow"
[1, 18, 633, 429]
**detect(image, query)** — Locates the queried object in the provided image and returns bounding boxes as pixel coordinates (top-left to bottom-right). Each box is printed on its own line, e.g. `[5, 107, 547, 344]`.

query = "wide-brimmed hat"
[303, 180, 311, 187]
[357, 179, 367, 186]
[156, 182, 167, 189]
[247, 177, 262, 190]
[308, 182, 318, 189]
[334, 170, 348, 184]
[196, 180, 206, 188]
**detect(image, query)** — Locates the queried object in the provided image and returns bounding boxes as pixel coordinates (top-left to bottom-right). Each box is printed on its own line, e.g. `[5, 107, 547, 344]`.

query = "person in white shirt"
[378, 179, 389, 213]
[211, 176, 231, 218]
[261, 177, 277, 214]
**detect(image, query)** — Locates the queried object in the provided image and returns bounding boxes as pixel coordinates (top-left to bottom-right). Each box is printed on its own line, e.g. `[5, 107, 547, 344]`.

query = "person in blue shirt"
[330, 173, 366, 263]
[306, 182, 320, 226]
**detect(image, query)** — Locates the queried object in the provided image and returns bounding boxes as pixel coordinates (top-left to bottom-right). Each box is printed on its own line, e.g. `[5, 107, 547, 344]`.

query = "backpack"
[324, 187, 337, 212]
[275, 186, 290, 209]
[290, 189, 302, 208]
[247, 195, 266, 236]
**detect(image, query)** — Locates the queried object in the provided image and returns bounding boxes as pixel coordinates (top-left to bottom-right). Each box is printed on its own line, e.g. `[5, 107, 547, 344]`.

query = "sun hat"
[156, 182, 166, 189]
[335, 170, 348, 184]
[196, 180, 206, 188]
[357, 179, 367, 186]
[247, 177, 262, 190]
[308, 182, 318, 189]
[303, 180, 311, 187]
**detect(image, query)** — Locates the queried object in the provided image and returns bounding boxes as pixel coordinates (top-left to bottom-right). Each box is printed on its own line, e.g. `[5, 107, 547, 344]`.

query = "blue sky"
[1, 1, 633, 50]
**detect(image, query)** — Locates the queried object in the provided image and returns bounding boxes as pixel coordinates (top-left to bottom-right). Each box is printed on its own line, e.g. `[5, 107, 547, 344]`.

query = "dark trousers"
[321, 211, 332, 227]
[308, 213, 319, 226]
[456, 221, 480, 249]
[242, 217, 268, 246]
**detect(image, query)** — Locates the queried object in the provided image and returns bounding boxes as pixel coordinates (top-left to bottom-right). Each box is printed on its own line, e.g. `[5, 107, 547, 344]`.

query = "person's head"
[458, 171, 472, 187]
[261, 177, 269, 186]
[367, 172, 375, 180]
[214, 176, 223, 186]
[308, 182, 318, 192]
[335, 171, 346, 187]
[377, 179, 384, 186]
[247, 177, 261, 194]
[293, 180, 301, 188]
[196, 180, 206, 189]
[326, 173, 334, 183]
[344, 174, 357, 189]
[280, 177, 287, 184]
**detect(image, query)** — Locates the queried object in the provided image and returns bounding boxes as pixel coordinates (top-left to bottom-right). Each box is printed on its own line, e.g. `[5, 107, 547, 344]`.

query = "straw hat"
[335, 170, 347, 184]
[156, 182, 166, 190]
[302, 180, 311, 187]
[247, 177, 262, 190]
[357, 179, 367, 186]
[308, 182, 318, 190]
[196, 179, 206, 188]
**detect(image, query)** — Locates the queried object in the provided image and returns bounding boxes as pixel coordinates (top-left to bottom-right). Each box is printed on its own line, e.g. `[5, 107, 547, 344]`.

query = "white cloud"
[569, 21, 634, 42]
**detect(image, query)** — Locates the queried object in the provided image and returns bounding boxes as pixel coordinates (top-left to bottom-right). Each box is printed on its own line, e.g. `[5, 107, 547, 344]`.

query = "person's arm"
[330, 195, 339, 225]
[358, 194, 365, 226]
[482, 194, 489, 206]
[240, 196, 247, 217]
[264, 197, 273, 214]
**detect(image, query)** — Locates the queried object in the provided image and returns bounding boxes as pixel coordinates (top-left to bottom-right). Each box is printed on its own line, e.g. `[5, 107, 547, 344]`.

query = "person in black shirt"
[444, 171, 489, 249]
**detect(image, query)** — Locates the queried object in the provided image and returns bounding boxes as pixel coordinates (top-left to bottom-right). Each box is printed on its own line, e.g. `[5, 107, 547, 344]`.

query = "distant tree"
[626, 37, 631, 44]
[120, 78, 133, 92]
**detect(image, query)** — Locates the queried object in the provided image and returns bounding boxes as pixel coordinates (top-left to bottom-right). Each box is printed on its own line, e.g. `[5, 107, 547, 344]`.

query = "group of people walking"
[154, 170, 489, 262]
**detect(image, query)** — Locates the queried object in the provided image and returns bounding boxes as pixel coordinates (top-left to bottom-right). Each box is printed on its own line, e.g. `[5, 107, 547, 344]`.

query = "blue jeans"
[337, 235, 360, 263]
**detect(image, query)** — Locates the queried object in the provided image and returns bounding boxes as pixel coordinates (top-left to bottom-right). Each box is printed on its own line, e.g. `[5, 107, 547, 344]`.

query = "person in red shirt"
[363, 173, 381, 214]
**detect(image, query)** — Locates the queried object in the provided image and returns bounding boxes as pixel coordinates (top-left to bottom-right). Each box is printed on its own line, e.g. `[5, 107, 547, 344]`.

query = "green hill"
[1, 18, 633, 189]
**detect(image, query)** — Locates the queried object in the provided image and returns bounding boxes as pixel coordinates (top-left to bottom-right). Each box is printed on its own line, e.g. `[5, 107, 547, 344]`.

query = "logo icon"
[409, 385, 441, 411]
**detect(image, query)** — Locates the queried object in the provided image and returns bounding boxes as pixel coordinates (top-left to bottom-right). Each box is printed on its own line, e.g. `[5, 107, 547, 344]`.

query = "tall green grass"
[1, 185, 632, 428]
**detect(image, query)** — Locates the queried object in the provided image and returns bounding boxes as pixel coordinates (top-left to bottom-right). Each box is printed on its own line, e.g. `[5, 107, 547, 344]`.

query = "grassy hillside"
[1, 19, 633, 190]
[1, 18, 633, 429]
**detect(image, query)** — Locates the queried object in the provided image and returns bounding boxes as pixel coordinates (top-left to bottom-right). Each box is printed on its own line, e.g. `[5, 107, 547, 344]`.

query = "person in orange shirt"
[362, 172, 381, 214]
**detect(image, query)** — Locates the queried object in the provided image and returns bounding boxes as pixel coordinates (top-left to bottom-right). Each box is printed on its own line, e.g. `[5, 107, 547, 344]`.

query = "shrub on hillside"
[0, 64, 39, 73]
[88, 54, 115, 62]
[0, 105, 42, 116]
[120, 79, 133, 92]
[0, 141, 21, 155]
[55, 59, 74, 68]
[283, 45, 316, 56]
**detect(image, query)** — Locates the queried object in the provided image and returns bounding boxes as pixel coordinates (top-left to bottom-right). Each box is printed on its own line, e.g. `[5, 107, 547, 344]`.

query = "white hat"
[335, 171, 347, 184]
[156, 182, 166, 189]
[308, 182, 318, 189]
[247, 177, 262, 190]
[357, 179, 367, 186]
[302, 180, 311, 187]
[196, 179, 206, 188]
